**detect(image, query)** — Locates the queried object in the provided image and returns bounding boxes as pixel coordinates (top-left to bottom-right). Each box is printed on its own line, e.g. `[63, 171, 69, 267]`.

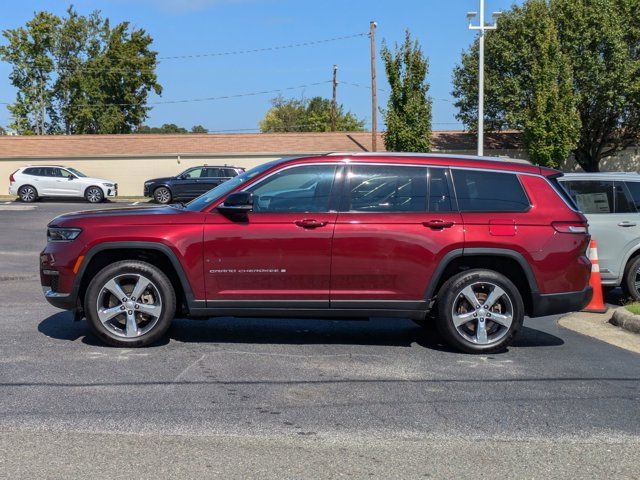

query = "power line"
[340, 80, 454, 102]
[17, 32, 370, 75]
[158, 32, 369, 60]
[0, 81, 333, 108]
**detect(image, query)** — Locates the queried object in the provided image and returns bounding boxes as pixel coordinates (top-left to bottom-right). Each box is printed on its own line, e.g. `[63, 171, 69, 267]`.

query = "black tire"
[18, 185, 38, 203]
[154, 187, 172, 204]
[84, 260, 176, 347]
[622, 256, 640, 301]
[85, 186, 104, 203]
[435, 269, 524, 354]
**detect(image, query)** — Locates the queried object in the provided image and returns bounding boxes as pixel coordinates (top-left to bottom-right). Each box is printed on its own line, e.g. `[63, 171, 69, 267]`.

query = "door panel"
[203, 163, 340, 304]
[330, 165, 464, 302]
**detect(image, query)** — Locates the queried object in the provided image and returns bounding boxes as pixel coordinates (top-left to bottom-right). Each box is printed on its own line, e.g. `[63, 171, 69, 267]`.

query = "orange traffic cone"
[582, 239, 607, 313]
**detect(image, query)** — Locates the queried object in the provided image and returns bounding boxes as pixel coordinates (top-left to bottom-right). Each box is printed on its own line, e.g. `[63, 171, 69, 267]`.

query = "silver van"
[559, 173, 640, 299]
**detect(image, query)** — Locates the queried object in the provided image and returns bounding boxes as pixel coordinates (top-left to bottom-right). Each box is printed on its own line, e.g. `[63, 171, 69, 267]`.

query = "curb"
[558, 310, 640, 355]
[610, 307, 640, 335]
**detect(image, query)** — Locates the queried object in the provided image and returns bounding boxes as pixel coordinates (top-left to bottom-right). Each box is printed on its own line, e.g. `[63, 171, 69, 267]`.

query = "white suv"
[9, 166, 117, 203]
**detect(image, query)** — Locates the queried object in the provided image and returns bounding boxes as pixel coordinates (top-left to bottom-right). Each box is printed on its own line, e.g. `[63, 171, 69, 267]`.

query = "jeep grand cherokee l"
[40, 153, 592, 353]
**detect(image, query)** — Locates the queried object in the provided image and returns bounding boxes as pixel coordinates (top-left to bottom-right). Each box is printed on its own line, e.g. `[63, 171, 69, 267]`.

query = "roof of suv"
[319, 152, 554, 177]
[561, 172, 640, 181]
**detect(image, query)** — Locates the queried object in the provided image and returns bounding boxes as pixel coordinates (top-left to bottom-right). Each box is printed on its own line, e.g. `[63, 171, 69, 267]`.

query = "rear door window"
[562, 180, 614, 214]
[428, 168, 453, 212]
[614, 182, 637, 213]
[623, 181, 640, 211]
[23, 167, 42, 176]
[452, 170, 530, 212]
[345, 165, 428, 212]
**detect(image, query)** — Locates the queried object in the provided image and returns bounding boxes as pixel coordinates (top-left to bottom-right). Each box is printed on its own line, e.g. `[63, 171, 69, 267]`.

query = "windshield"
[66, 167, 87, 178]
[185, 159, 287, 211]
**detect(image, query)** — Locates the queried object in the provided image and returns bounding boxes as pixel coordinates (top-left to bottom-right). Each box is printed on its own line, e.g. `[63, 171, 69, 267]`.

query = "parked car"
[143, 165, 244, 204]
[559, 172, 640, 299]
[41, 153, 592, 353]
[9, 166, 117, 203]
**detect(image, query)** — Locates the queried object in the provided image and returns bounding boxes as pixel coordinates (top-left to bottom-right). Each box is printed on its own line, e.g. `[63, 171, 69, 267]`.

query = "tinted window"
[623, 181, 640, 212]
[23, 167, 42, 176]
[615, 182, 636, 213]
[248, 164, 337, 213]
[346, 165, 427, 212]
[562, 180, 614, 214]
[221, 168, 238, 177]
[40, 167, 56, 177]
[202, 168, 220, 178]
[452, 170, 529, 212]
[428, 168, 452, 212]
[182, 168, 204, 179]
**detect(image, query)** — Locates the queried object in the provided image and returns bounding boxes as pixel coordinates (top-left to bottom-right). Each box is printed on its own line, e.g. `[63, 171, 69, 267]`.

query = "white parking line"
[130, 202, 140, 205]
[3, 201, 11, 204]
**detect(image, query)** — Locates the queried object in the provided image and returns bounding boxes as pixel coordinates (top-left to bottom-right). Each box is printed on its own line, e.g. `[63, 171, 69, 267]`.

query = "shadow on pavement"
[38, 312, 564, 352]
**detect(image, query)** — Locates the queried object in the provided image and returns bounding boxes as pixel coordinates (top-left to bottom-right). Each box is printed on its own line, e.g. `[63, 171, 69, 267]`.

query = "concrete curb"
[610, 307, 640, 335]
[558, 310, 640, 355]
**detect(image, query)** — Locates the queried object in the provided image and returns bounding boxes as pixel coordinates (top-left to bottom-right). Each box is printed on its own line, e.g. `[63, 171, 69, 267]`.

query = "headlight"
[144, 181, 153, 186]
[47, 227, 82, 242]
[103, 183, 114, 187]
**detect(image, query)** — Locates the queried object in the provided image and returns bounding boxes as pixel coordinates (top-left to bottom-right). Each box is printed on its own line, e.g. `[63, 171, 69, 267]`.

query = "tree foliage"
[259, 96, 365, 133]
[0, 6, 161, 135]
[137, 123, 208, 134]
[452, 0, 640, 171]
[380, 30, 432, 152]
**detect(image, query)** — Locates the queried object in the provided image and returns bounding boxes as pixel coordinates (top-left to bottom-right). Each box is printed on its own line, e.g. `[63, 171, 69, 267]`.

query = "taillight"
[9, 170, 16, 184]
[552, 221, 588, 234]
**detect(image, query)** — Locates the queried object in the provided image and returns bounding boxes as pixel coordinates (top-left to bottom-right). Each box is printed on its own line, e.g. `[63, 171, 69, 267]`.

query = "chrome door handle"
[618, 221, 637, 227]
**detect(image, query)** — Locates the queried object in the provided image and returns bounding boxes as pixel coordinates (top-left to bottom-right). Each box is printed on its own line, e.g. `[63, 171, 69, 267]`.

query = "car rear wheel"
[436, 269, 524, 354]
[622, 256, 640, 301]
[18, 185, 37, 202]
[84, 260, 176, 347]
[85, 186, 104, 203]
[154, 187, 172, 204]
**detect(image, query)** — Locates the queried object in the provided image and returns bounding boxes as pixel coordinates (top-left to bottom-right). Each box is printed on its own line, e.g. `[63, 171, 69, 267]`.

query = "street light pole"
[467, 1, 501, 156]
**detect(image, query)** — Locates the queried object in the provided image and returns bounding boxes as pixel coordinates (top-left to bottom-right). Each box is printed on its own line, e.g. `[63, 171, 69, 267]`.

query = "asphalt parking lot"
[1, 200, 639, 478]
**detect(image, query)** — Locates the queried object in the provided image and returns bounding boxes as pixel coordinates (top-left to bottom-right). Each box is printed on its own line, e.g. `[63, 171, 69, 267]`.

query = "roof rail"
[325, 151, 532, 165]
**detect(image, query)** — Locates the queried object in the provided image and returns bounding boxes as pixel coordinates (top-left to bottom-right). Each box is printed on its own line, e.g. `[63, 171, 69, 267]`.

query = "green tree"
[380, 30, 432, 152]
[452, 0, 640, 171]
[137, 123, 188, 134]
[190, 124, 208, 133]
[259, 95, 365, 132]
[0, 7, 162, 135]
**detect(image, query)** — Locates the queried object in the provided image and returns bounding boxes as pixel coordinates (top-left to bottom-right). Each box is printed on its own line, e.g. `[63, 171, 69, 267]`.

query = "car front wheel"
[436, 269, 524, 354]
[154, 187, 172, 204]
[84, 260, 176, 347]
[85, 186, 104, 203]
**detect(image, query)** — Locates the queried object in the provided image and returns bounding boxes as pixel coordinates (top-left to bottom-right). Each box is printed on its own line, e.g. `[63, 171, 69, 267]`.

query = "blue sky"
[0, 0, 522, 132]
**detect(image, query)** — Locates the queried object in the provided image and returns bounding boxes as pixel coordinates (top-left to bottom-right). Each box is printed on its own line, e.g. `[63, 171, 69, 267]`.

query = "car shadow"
[38, 312, 564, 352]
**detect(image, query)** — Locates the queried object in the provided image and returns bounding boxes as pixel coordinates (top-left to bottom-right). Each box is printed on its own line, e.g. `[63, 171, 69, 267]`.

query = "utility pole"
[467, 1, 501, 156]
[331, 65, 338, 132]
[369, 21, 377, 152]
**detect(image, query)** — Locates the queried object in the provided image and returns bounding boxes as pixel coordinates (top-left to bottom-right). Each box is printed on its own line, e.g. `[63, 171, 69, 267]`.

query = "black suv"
[144, 165, 244, 204]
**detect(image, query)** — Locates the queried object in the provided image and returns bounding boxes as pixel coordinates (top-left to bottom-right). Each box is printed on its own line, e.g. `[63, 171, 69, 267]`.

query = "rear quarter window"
[452, 170, 530, 212]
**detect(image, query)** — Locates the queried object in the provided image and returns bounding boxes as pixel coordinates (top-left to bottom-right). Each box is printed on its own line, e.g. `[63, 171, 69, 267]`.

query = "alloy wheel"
[86, 187, 103, 203]
[96, 273, 163, 338]
[155, 188, 171, 204]
[451, 281, 514, 345]
[20, 186, 36, 202]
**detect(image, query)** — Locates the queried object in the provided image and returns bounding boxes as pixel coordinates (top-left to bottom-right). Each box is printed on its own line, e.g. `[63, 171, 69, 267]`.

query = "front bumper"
[105, 184, 118, 197]
[530, 286, 593, 318]
[42, 286, 76, 309]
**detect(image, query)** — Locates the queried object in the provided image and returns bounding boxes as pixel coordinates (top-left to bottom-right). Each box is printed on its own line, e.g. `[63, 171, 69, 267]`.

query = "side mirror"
[68, 176, 75, 180]
[217, 191, 253, 214]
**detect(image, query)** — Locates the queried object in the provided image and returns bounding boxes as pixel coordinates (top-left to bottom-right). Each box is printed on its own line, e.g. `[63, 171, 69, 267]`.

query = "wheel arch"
[75, 242, 197, 315]
[426, 248, 538, 316]
[84, 185, 106, 198]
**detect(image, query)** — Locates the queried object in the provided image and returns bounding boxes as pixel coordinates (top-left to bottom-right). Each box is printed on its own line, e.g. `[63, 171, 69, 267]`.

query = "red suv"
[40, 154, 592, 353]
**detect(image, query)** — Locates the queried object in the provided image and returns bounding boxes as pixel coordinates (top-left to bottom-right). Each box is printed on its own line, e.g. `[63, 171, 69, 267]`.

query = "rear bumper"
[530, 286, 593, 318]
